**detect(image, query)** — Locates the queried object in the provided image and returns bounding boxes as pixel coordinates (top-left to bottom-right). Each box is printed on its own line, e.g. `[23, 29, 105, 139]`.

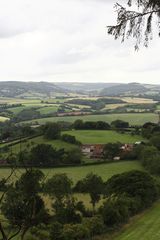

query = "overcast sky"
[0, 0, 160, 84]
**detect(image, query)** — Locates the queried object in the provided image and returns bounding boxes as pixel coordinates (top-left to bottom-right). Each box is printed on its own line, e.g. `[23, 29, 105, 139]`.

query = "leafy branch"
[107, 1, 160, 49]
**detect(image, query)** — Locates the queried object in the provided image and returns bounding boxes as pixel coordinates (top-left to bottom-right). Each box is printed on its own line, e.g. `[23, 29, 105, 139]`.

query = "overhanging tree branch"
[107, 1, 160, 49]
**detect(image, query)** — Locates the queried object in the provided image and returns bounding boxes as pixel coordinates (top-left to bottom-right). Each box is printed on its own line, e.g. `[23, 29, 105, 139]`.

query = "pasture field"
[102, 103, 127, 110]
[37, 105, 59, 114]
[23, 112, 158, 125]
[0, 161, 143, 184]
[0, 98, 40, 104]
[3, 136, 78, 156]
[110, 201, 160, 240]
[121, 97, 157, 104]
[65, 130, 144, 144]
[0, 116, 9, 122]
[2, 130, 144, 157]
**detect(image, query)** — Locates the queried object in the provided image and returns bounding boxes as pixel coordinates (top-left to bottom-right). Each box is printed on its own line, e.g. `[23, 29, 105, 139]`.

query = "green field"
[23, 113, 158, 125]
[37, 105, 59, 114]
[3, 136, 77, 156]
[2, 130, 144, 157]
[65, 130, 144, 144]
[110, 201, 160, 240]
[0, 161, 143, 184]
[0, 116, 9, 122]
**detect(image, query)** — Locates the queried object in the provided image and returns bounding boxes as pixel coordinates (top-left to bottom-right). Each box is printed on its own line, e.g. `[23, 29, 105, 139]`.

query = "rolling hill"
[100, 83, 148, 96]
[0, 81, 67, 98]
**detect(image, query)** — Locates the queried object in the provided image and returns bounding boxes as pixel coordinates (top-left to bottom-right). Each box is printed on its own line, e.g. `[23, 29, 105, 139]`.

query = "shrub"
[62, 224, 90, 240]
[83, 215, 105, 236]
[105, 170, 159, 209]
[99, 194, 131, 227]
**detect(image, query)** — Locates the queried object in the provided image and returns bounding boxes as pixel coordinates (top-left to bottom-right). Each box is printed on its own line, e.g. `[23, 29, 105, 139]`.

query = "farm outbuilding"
[81, 144, 105, 158]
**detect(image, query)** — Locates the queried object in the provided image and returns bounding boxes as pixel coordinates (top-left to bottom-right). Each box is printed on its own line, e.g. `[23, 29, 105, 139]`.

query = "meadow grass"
[109, 201, 160, 240]
[3, 130, 144, 157]
[23, 113, 158, 125]
[0, 161, 143, 184]
[5, 136, 77, 156]
[0, 116, 9, 122]
[65, 130, 144, 144]
[37, 105, 59, 114]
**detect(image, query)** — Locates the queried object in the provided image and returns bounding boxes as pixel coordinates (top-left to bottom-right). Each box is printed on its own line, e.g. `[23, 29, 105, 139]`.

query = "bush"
[62, 224, 90, 240]
[63, 148, 82, 164]
[104, 170, 159, 209]
[99, 194, 132, 227]
[140, 146, 160, 175]
[83, 215, 105, 236]
[50, 221, 63, 240]
[111, 120, 129, 129]
[44, 122, 61, 140]
[61, 134, 81, 145]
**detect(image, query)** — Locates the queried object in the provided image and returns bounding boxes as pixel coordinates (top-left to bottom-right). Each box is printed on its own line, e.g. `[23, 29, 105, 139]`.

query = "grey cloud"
[0, 0, 159, 84]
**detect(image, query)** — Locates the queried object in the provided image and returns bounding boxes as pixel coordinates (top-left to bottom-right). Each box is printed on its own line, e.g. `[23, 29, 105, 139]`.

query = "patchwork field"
[121, 97, 157, 104]
[23, 113, 158, 125]
[1, 136, 78, 156]
[65, 130, 144, 144]
[0, 161, 143, 184]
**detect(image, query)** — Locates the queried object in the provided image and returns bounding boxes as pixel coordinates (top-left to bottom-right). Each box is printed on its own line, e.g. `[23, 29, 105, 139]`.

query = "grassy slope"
[0, 161, 143, 183]
[37, 106, 59, 114]
[6, 136, 77, 155]
[23, 113, 158, 125]
[111, 202, 160, 240]
[0, 116, 9, 122]
[65, 130, 144, 144]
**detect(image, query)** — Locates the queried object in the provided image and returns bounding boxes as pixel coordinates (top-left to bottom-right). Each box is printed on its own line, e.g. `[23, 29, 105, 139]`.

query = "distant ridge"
[100, 83, 147, 96]
[0, 81, 66, 98]
[55, 82, 119, 91]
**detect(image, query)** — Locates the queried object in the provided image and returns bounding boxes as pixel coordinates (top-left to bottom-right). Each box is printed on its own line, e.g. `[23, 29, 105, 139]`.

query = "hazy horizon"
[0, 80, 159, 86]
[0, 0, 160, 83]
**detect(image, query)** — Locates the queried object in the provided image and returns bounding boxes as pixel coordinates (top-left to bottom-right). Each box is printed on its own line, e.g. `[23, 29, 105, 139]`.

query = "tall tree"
[1, 169, 48, 240]
[75, 173, 104, 212]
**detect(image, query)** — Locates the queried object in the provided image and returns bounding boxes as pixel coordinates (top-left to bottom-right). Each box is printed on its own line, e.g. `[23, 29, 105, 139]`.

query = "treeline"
[0, 103, 22, 111]
[13, 143, 82, 167]
[1, 169, 158, 240]
[67, 98, 125, 110]
[0, 122, 38, 142]
[73, 119, 129, 130]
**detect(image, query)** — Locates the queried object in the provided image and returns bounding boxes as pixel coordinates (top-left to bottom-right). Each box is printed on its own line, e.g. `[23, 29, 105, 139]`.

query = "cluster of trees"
[61, 134, 81, 145]
[141, 122, 160, 139]
[103, 143, 122, 160]
[73, 120, 111, 130]
[111, 120, 129, 129]
[0, 122, 37, 142]
[14, 143, 82, 167]
[132, 122, 160, 175]
[13, 109, 42, 122]
[73, 119, 129, 130]
[0, 103, 22, 112]
[43, 122, 81, 145]
[1, 169, 158, 240]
